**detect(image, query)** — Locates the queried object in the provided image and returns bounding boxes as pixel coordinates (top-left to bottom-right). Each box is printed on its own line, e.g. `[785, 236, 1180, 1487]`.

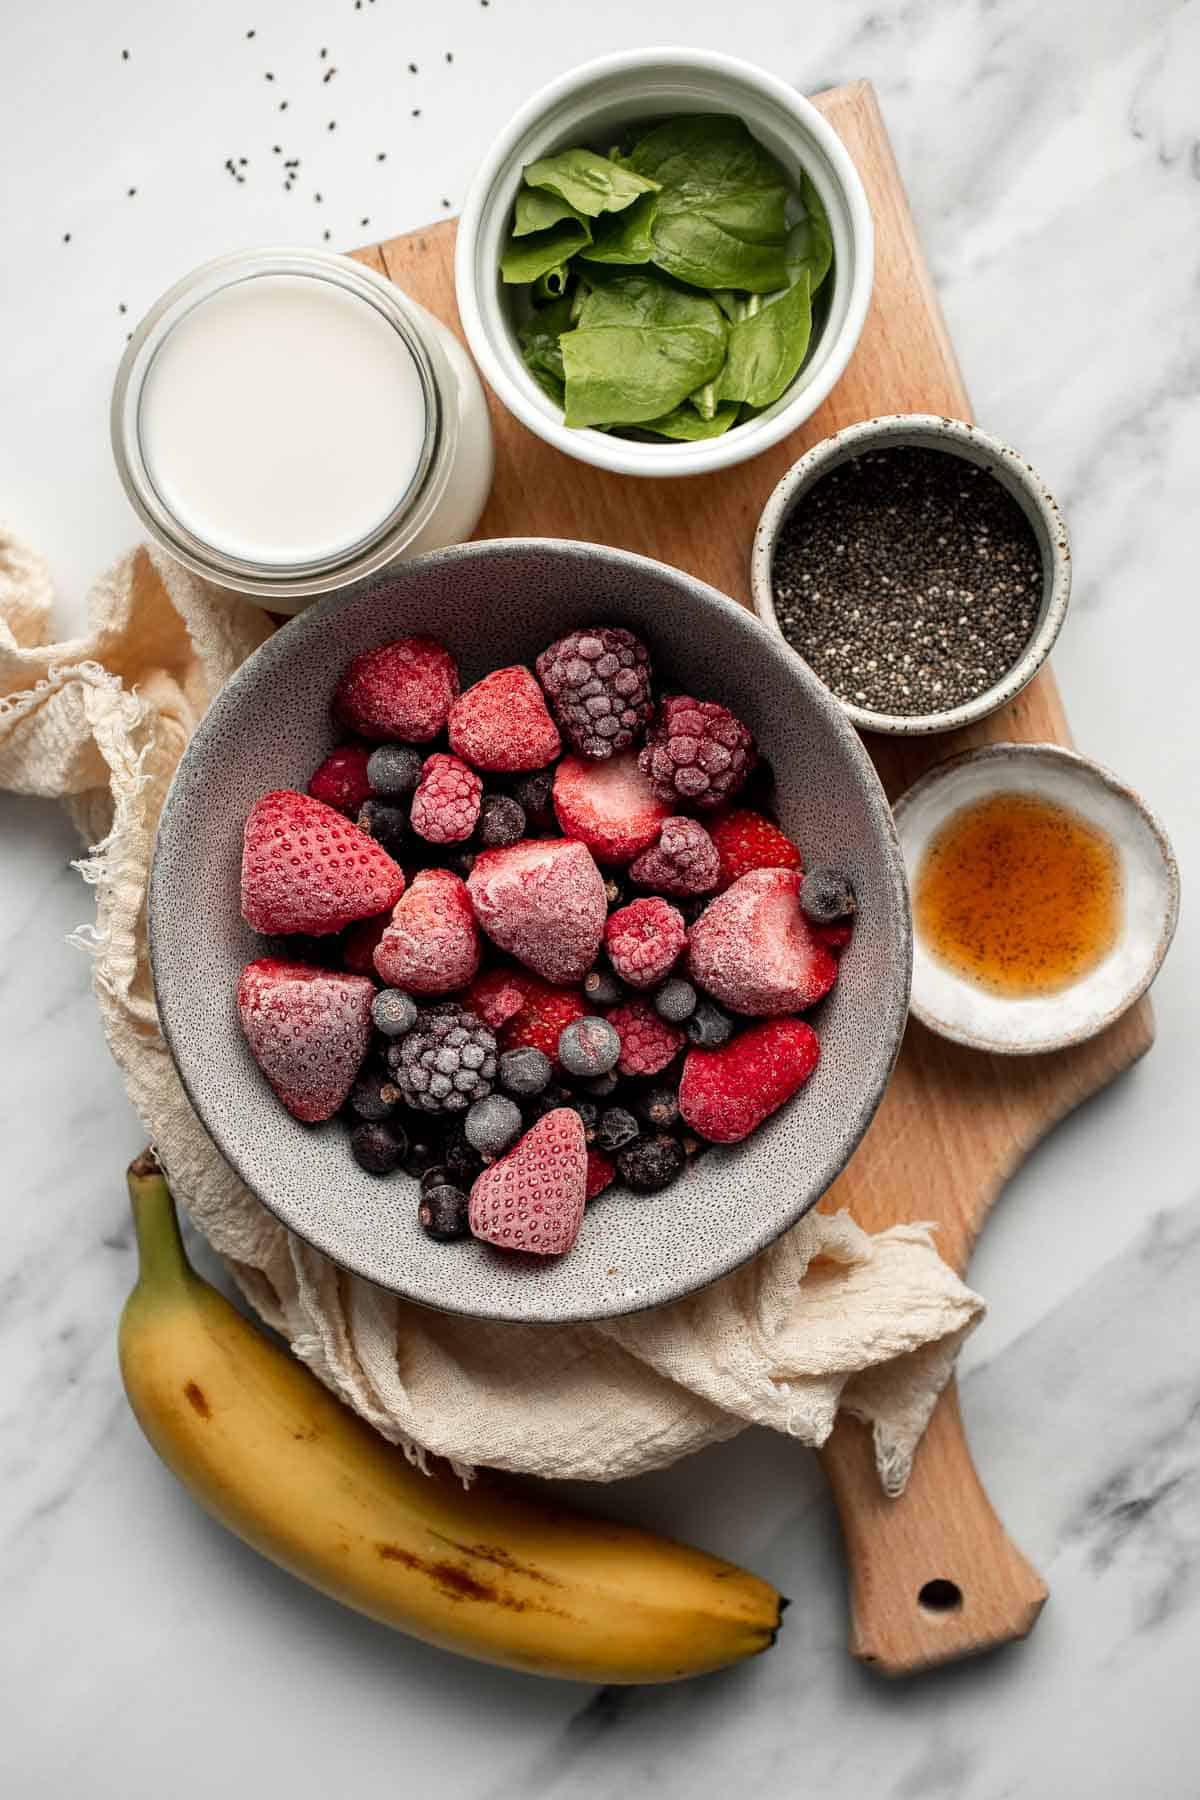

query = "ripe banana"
[118, 1154, 783, 1682]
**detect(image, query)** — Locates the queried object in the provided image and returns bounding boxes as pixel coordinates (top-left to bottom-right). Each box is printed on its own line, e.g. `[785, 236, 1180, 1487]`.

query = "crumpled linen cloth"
[0, 527, 984, 1492]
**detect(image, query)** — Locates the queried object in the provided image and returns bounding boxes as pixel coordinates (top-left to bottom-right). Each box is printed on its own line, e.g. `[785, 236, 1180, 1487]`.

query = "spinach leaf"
[632, 401, 741, 441]
[513, 187, 588, 237]
[578, 192, 657, 265]
[628, 115, 791, 292]
[716, 269, 812, 408]
[518, 297, 573, 401]
[500, 217, 591, 284]
[561, 273, 727, 428]
[522, 147, 660, 218]
[534, 266, 574, 301]
[784, 171, 833, 293]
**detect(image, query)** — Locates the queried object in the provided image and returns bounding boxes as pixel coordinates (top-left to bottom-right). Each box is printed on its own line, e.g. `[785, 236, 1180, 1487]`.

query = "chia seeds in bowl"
[750, 415, 1072, 737]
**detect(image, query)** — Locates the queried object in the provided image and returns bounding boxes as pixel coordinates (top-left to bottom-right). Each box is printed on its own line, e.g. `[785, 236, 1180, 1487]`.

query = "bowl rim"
[893, 741, 1179, 1054]
[454, 47, 875, 479]
[148, 537, 913, 1321]
[749, 413, 1073, 734]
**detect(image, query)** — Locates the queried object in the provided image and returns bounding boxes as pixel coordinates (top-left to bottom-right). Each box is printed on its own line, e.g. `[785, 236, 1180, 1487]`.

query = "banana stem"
[126, 1152, 194, 1293]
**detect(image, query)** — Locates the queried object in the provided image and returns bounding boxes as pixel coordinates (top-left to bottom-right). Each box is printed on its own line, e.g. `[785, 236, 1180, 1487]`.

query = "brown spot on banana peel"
[183, 1381, 211, 1419]
[374, 1544, 570, 1616]
[427, 1533, 563, 1587]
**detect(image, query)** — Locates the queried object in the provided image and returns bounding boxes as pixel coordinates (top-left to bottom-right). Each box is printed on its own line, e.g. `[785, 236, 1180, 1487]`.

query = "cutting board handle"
[819, 1380, 1047, 1675]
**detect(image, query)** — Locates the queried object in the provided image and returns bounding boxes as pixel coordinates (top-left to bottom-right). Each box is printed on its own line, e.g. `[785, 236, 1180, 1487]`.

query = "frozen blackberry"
[558, 1016, 621, 1078]
[443, 1124, 486, 1184]
[638, 696, 756, 810]
[617, 1133, 685, 1193]
[350, 1119, 407, 1175]
[478, 793, 526, 848]
[402, 1132, 445, 1179]
[367, 743, 424, 800]
[372, 988, 418, 1038]
[800, 867, 856, 924]
[633, 1085, 679, 1130]
[464, 1094, 523, 1159]
[595, 1106, 639, 1154]
[348, 1064, 401, 1121]
[357, 798, 408, 859]
[536, 626, 653, 760]
[685, 999, 733, 1048]
[511, 769, 555, 831]
[390, 1006, 498, 1114]
[419, 1184, 471, 1241]
[584, 967, 625, 1008]
[498, 1046, 552, 1097]
[654, 978, 697, 1023]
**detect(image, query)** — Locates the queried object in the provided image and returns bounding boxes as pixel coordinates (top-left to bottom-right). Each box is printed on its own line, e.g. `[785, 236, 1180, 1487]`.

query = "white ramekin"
[455, 48, 874, 479]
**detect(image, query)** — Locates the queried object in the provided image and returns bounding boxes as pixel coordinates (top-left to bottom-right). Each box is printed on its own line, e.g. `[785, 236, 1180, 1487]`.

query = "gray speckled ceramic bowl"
[149, 540, 911, 1323]
[750, 414, 1072, 735]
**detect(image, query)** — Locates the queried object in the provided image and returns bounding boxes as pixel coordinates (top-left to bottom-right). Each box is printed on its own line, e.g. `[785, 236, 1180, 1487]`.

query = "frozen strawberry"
[373, 868, 480, 994]
[341, 912, 392, 976]
[468, 1108, 588, 1256]
[410, 752, 482, 845]
[585, 1149, 616, 1201]
[447, 666, 561, 772]
[604, 897, 686, 989]
[499, 978, 589, 1065]
[333, 635, 459, 742]
[605, 999, 685, 1077]
[687, 868, 838, 1015]
[241, 790, 406, 936]
[467, 838, 606, 985]
[553, 751, 670, 865]
[709, 809, 803, 891]
[679, 1018, 820, 1144]
[306, 744, 373, 818]
[628, 816, 720, 896]
[814, 921, 854, 955]
[463, 963, 534, 1031]
[237, 958, 375, 1123]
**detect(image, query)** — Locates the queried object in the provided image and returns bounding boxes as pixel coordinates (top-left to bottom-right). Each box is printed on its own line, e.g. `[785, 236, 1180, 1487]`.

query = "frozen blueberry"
[478, 793, 526, 848]
[800, 867, 856, 924]
[685, 999, 733, 1049]
[595, 1106, 639, 1154]
[653, 978, 697, 1023]
[372, 988, 418, 1037]
[464, 1094, 523, 1159]
[617, 1133, 685, 1194]
[357, 798, 408, 859]
[419, 1184, 471, 1241]
[633, 1085, 679, 1130]
[558, 1016, 621, 1078]
[584, 968, 625, 1008]
[498, 1046, 552, 1097]
[350, 1120, 407, 1175]
[367, 743, 424, 800]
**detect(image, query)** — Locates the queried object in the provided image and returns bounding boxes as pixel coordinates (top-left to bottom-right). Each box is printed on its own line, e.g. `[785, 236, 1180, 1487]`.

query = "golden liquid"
[914, 790, 1123, 998]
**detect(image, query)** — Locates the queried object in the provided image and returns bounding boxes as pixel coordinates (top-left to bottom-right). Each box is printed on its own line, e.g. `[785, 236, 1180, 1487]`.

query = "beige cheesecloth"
[0, 528, 984, 1492]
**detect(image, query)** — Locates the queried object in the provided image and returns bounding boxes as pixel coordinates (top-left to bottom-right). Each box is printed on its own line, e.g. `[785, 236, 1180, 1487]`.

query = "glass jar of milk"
[112, 249, 494, 611]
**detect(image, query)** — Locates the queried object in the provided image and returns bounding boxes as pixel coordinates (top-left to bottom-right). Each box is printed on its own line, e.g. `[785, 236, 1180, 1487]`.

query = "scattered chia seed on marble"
[770, 446, 1043, 717]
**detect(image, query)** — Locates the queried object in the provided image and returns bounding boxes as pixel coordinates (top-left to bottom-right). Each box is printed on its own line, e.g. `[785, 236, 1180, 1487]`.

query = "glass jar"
[111, 248, 494, 611]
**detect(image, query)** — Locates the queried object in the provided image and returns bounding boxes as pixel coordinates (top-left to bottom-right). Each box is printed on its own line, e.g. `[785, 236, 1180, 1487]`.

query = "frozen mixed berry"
[595, 1106, 639, 1154]
[580, 1069, 620, 1100]
[237, 959, 375, 1123]
[357, 798, 409, 860]
[680, 1018, 820, 1144]
[617, 1133, 686, 1194]
[410, 752, 482, 845]
[419, 1164, 453, 1193]
[372, 987, 418, 1037]
[685, 999, 733, 1048]
[800, 867, 857, 924]
[373, 868, 480, 994]
[536, 626, 653, 761]
[348, 1063, 401, 1120]
[638, 696, 756, 811]
[584, 967, 625, 1008]
[511, 769, 555, 831]
[654, 977, 697, 1023]
[585, 1150, 617, 1201]
[628, 816, 720, 897]
[553, 751, 669, 864]
[464, 1094, 524, 1160]
[522, 1080, 573, 1125]
[605, 999, 685, 1078]
[688, 868, 838, 1015]
[334, 635, 459, 742]
[633, 1085, 680, 1130]
[464, 963, 534, 1031]
[604, 897, 686, 989]
[498, 978, 589, 1065]
[308, 744, 373, 817]
[241, 790, 405, 936]
[497, 1045, 553, 1097]
[419, 1184, 471, 1241]
[468, 839, 606, 986]
[388, 1005, 497, 1114]
[815, 921, 854, 955]
[341, 912, 392, 976]
[448, 666, 561, 772]
[557, 1016, 621, 1079]
[443, 1125, 486, 1185]
[350, 1119, 408, 1175]
[402, 1132, 446, 1180]
[366, 742, 424, 800]
[565, 1098, 600, 1143]
[468, 1108, 589, 1256]
[478, 793, 527, 849]
[709, 809, 802, 891]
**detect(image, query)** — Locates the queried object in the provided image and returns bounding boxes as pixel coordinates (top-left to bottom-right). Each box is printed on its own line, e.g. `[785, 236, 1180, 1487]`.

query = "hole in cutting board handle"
[918, 1578, 963, 1614]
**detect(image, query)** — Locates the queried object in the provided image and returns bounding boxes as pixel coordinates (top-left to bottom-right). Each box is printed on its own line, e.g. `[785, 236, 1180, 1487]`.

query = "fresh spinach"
[513, 187, 589, 237]
[578, 192, 657, 265]
[522, 147, 660, 218]
[635, 401, 741, 440]
[560, 273, 726, 427]
[716, 270, 812, 408]
[518, 298, 573, 404]
[500, 217, 591, 284]
[784, 172, 833, 293]
[628, 115, 791, 293]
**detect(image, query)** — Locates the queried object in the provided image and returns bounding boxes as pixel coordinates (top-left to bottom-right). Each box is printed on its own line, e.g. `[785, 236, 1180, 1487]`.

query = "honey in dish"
[914, 790, 1123, 999]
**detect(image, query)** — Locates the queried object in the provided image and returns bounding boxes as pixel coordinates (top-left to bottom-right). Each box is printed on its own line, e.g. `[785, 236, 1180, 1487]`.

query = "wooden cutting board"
[351, 79, 1154, 1675]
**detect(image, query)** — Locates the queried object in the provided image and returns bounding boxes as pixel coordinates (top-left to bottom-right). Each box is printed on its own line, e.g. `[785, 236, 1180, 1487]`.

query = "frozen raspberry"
[604, 898, 686, 990]
[535, 626, 654, 761]
[410, 752, 482, 845]
[468, 1109, 588, 1256]
[333, 635, 459, 742]
[467, 838, 607, 985]
[605, 999, 685, 1077]
[389, 1005, 497, 1115]
[638, 696, 756, 811]
[307, 744, 373, 817]
[241, 789, 405, 936]
[679, 1018, 820, 1144]
[687, 868, 839, 1015]
[373, 869, 480, 994]
[448, 666, 561, 772]
[628, 816, 720, 896]
[710, 809, 803, 891]
[236, 958, 374, 1123]
[553, 751, 670, 864]
[463, 963, 534, 1031]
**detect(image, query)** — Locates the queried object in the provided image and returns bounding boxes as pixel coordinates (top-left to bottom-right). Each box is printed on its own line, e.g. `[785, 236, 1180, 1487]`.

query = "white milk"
[138, 274, 430, 565]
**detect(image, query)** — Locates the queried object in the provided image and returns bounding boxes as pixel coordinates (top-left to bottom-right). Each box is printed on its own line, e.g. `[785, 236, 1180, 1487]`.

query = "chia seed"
[770, 447, 1044, 717]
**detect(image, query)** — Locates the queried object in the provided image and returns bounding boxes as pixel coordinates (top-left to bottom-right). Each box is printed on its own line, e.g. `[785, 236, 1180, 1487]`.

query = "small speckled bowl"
[149, 539, 911, 1323]
[750, 414, 1072, 735]
[895, 743, 1178, 1055]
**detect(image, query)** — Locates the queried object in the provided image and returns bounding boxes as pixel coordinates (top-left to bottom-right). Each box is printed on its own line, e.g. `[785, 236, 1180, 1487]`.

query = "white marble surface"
[2, 0, 1199, 1792]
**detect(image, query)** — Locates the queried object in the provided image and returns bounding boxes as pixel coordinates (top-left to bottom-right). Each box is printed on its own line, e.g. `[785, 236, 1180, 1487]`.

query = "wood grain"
[353, 79, 1153, 1674]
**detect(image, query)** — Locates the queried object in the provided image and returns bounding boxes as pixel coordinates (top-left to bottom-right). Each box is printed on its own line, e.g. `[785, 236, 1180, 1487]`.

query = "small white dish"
[894, 744, 1178, 1055]
[454, 48, 874, 479]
